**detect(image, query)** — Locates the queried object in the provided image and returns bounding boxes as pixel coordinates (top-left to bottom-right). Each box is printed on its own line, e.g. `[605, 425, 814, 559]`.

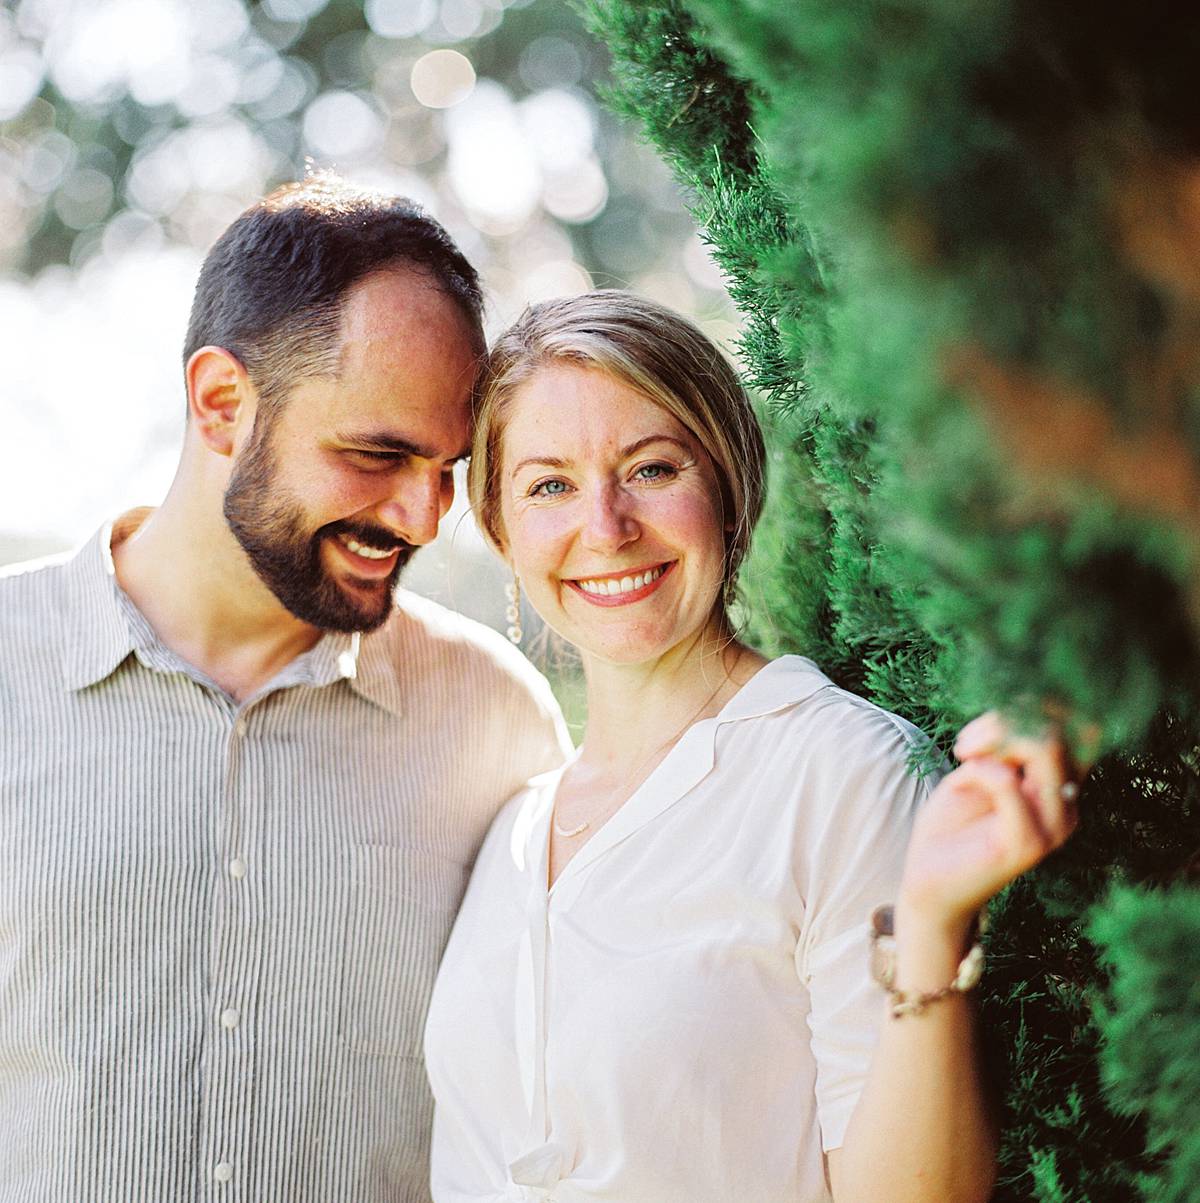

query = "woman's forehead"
[501, 363, 690, 446]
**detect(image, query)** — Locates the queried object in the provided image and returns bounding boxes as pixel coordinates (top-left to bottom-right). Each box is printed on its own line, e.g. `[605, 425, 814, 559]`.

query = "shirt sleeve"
[792, 701, 941, 1151]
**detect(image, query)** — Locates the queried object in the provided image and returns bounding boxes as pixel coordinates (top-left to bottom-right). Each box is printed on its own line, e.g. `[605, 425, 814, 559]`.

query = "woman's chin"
[568, 624, 690, 668]
[525, 582, 726, 667]
[543, 602, 726, 669]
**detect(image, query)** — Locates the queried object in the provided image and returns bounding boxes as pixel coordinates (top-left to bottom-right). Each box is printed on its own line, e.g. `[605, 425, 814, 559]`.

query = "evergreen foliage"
[579, 0, 1200, 1196]
[1093, 878, 1200, 1203]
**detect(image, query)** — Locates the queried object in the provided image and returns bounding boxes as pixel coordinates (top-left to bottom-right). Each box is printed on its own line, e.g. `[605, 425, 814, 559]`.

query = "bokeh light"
[518, 35, 584, 90]
[365, 0, 438, 39]
[445, 80, 539, 229]
[303, 89, 386, 159]
[262, 0, 332, 21]
[0, 46, 43, 120]
[410, 48, 476, 109]
[523, 258, 593, 301]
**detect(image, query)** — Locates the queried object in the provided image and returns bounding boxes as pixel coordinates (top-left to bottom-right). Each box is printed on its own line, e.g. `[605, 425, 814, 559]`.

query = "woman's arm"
[827, 715, 1079, 1203]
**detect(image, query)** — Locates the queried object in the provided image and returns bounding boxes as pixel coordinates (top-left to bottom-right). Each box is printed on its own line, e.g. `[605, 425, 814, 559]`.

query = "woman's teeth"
[576, 565, 666, 595]
[338, 533, 394, 560]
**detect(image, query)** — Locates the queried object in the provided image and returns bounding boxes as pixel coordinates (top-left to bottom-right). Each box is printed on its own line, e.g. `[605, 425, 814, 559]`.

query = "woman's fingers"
[950, 759, 1053, 877]
[906, 713, 1085, 916]
[953, 712, 1080, 850]
[904, 752, 1078, 921]
[953, 711, 1007, 760]
[1009, 736, 1077, 847]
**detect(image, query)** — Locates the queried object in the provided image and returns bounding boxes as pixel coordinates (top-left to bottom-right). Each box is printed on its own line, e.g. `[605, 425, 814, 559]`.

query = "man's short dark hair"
[183, 172, 484, 410]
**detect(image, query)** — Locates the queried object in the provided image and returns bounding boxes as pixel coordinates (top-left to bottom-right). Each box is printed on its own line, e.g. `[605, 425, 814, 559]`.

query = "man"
[0, 175, 569, 1201]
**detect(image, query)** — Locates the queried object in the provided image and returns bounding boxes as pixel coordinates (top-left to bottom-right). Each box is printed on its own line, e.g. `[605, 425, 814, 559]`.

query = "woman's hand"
[832, 711, 1070, 1203]
[898, 711, 1081, 934]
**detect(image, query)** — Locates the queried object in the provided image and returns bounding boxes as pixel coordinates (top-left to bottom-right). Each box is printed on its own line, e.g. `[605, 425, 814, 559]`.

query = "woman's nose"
[580, 483, 639, 553]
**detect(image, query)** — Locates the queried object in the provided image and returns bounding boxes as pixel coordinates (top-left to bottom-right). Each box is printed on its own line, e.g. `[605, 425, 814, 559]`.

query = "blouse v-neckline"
[534, 656, 823, 896]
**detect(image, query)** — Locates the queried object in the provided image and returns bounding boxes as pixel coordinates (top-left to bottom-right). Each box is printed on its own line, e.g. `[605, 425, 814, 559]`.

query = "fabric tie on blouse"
[508, 1140, 569, 1195]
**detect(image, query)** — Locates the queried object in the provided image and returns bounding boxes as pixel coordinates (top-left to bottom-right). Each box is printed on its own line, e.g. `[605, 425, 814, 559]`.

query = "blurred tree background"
[0, 0, 736, 665]
[579, 1, 1200, 1200]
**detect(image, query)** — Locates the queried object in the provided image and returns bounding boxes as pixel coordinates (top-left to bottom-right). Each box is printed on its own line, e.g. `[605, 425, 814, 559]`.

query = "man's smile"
[330, 529, 405, 580]
[337, 532, 396, 561]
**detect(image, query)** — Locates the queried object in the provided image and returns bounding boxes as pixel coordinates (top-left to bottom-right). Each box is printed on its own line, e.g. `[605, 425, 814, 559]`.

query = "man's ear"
[186, 346, 254, 456]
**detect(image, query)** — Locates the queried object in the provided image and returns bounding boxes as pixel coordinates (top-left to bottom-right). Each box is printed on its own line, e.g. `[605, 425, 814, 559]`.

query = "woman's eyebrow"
[509, 435, 690, 477]
[510, 454, 571, 475]
[620, 434, 691, 458]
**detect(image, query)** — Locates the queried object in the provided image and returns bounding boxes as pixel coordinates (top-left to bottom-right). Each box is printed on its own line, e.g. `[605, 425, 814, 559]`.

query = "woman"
[423, 291, 1077, 1202]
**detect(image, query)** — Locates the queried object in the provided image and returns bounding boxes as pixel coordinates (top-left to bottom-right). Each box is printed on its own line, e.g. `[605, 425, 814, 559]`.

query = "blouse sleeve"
[792, 700, 940, 1151]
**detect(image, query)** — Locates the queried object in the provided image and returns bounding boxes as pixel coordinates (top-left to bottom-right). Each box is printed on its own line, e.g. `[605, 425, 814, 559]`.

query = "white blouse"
[424, 656, 935, 1203]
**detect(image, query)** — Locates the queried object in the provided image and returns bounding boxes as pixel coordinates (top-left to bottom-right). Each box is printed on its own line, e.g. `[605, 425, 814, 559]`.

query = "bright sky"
[0, 245, 196, 549]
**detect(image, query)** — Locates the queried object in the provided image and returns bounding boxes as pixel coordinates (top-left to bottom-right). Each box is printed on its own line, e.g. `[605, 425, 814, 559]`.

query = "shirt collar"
[60, 518, 144, 692]
[266, 629, 362, 695]
[60, 513, 369, 699]
[345, 628, 405, 717]
[706, 654, 832, 726]
[540, 655, 833, 891]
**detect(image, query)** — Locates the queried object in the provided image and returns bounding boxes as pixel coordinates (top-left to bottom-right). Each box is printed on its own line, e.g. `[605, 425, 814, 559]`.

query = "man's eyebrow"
[509, 434, 691, 477]
[335, 432, 471, 461]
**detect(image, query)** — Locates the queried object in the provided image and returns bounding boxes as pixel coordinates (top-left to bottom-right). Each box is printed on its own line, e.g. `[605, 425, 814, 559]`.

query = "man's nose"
[580, 482, 639, 554]
[375, 471, 448, 547]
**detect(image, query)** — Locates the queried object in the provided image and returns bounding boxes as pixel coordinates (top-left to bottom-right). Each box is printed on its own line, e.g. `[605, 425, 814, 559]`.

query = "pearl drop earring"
[504, 573, 523, 644]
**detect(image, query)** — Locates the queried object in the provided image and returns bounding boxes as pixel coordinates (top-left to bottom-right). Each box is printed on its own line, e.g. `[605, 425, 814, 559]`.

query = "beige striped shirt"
[0, 518, 570, 1203]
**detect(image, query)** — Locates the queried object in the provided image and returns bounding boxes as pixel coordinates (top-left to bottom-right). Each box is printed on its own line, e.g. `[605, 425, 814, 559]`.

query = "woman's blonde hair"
[468, 290, 766, 612]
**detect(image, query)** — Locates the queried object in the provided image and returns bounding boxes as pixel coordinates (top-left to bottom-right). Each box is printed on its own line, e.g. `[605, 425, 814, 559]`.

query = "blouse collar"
[523, 655, 833, 893]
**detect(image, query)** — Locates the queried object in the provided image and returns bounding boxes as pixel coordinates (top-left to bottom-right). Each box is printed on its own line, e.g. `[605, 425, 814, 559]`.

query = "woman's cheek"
[511, 507, 573, 571]
[657, 487, 724, 541]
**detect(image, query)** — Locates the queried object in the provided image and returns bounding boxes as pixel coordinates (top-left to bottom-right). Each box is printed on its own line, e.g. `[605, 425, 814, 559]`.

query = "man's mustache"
[325, 520, 413, 556]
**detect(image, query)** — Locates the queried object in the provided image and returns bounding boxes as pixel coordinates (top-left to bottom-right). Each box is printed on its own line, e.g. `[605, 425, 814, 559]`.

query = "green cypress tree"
[578, 1, 1200, 1197]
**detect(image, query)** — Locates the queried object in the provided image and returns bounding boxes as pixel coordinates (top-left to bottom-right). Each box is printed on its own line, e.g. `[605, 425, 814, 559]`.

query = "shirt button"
[228, 858, 247, 879]
[233, 717, 247, 737]
[220, 1008, 240, 1030]
[213, 1162, 234, 1183]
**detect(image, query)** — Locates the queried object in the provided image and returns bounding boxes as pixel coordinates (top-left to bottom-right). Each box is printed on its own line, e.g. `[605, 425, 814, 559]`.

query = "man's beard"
[223, 418, 415, 633]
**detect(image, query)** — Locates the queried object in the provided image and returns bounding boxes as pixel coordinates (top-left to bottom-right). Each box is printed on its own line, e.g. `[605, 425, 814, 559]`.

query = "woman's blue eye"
[532, 479, 569, 497]
[635, 462, 675, 481]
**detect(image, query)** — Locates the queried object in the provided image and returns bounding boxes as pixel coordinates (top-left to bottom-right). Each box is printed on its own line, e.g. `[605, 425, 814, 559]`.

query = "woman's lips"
[563, 561, 676, 607]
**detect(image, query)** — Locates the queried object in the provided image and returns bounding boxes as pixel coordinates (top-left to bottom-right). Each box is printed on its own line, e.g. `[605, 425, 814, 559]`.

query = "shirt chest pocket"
[338, 845, 471, 1058]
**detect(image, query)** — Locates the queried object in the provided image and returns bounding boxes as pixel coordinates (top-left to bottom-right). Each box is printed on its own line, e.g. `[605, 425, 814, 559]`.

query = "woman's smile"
[564, 561, 676, 606]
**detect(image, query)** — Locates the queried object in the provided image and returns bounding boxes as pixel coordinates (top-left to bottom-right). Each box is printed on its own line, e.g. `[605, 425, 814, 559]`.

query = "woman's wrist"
[890, 897, 981, 995]
[895, 886, 978, 941]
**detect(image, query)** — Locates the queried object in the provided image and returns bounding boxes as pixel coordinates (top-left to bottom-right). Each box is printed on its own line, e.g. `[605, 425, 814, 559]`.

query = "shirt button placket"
[202, 706, 263, 1201]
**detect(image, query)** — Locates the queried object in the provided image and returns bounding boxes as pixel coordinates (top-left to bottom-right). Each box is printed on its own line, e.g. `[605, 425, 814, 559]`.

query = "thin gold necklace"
[551, 662, 737, 840]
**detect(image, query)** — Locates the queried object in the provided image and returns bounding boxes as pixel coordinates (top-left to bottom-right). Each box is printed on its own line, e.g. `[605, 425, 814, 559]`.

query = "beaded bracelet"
[868, 904, 987, 1019]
